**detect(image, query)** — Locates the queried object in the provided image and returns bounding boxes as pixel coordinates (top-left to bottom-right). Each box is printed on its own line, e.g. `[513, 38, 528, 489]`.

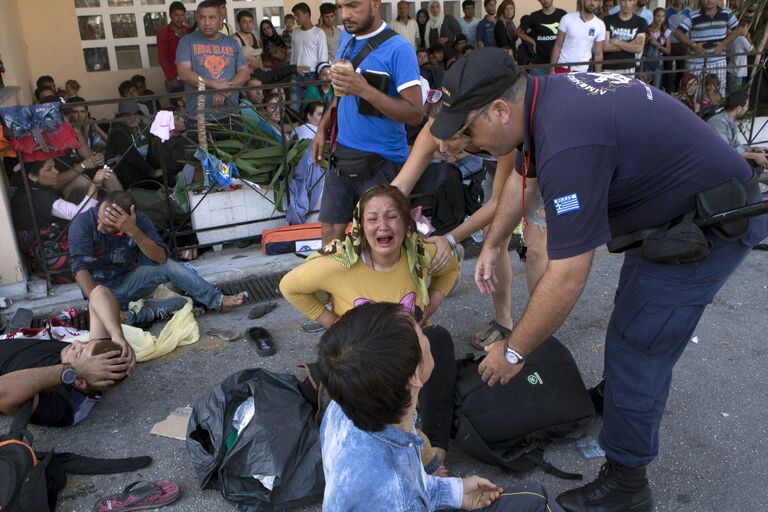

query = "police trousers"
[598, 230, 756, 467]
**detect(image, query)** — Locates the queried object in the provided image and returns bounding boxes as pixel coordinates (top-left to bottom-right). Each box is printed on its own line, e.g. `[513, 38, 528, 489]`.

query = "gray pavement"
[2, 246, 767, 512]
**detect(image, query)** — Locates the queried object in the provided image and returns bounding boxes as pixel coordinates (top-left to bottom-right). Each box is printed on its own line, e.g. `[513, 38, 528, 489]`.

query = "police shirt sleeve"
[391, 40, 422, 93]
[537, 145, 618, 260]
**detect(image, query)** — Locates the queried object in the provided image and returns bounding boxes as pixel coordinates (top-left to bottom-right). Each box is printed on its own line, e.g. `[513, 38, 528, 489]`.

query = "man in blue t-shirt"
[311, 0, 422, 245]
[430, 48, 767, 512]
[175, 0, 250, 122]
[475, 0, 497, 48]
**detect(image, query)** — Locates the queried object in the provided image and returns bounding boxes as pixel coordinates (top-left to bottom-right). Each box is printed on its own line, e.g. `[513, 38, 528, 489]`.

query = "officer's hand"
[479, 340, 523, 386]
[426, 235, 452, 274]
[475, 245, 499, 294]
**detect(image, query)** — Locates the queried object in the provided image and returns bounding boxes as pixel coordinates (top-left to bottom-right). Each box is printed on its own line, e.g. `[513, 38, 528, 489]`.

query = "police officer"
[429, 47, 767, 512]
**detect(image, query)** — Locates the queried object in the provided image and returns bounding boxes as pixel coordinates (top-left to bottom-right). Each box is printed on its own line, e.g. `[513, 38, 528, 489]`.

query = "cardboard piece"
[150, 406, 192, 441]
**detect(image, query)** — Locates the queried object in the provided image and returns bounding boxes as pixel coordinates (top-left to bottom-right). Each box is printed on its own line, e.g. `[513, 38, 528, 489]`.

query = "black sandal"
[470, 320, 512, 350]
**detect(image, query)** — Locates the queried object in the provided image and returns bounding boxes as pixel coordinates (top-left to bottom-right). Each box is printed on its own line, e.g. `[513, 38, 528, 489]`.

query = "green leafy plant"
[203, 112, 329, 212]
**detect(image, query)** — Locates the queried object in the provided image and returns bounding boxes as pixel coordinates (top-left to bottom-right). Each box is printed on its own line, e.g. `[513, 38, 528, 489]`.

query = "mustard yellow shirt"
[279, 243, 459, 321]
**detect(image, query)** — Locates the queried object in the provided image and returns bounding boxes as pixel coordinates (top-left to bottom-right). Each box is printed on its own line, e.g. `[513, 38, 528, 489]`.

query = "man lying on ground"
[68, 191, 245, 326]
[317, 302, 563, 512]
[0, 286, 135, 427]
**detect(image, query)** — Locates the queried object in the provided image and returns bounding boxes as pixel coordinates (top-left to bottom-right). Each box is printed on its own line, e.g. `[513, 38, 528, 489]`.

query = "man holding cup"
[311, 0, 423, 245]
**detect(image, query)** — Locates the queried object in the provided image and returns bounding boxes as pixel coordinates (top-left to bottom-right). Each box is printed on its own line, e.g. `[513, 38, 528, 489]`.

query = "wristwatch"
[504, 342, 525, 365]
[61, 366, 77, 385]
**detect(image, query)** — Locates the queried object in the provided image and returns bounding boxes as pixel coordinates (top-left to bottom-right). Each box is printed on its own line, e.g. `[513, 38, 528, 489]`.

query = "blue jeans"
[289, 72, 317, 113]
[110, 259, 223, 311]
[598, 231, 755, 467]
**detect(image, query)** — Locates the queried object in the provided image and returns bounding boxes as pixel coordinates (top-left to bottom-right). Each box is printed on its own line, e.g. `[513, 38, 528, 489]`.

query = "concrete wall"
[14, 0, 165, 119]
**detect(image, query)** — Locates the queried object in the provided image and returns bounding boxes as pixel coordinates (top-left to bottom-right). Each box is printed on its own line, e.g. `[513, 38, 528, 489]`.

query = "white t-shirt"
[391, 17, 419, 49]
[728, 35, 753, 78]
[290, 27, 329, 71]
[292, 123, 318, 140]
[557, 12, 606, 72]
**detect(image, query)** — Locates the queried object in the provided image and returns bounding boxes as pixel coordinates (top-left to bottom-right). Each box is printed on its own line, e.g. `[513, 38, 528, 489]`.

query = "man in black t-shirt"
[603, 0, 648, 75]
[517, 0, 567, 75]
[0, 286, 135, 427]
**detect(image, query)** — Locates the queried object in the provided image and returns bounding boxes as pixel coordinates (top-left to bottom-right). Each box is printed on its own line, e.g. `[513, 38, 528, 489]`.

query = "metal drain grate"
[217, 270, 288, 304]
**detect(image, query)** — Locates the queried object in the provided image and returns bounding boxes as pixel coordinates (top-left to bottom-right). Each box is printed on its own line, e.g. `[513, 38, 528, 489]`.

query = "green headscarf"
[307, 199, 433, 305]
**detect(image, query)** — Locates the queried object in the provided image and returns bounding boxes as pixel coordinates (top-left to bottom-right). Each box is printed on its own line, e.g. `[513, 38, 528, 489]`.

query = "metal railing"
[4, 51, 767, 295]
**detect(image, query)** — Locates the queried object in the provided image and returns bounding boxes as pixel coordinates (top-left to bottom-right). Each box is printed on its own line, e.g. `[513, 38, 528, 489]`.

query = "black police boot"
[556, 459, 653, 512]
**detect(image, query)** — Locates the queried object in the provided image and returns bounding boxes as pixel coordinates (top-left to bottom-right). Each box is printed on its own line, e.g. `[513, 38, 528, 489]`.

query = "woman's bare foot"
[221, 292, 246, 312]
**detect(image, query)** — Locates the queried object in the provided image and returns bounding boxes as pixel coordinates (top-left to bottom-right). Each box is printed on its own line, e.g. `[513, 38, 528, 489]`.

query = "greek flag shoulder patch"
[553, 194, 580, 215]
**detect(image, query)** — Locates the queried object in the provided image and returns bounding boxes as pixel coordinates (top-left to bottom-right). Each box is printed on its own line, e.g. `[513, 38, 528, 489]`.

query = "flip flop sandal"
[248, 302, 277, 320]
[93, 480, 181, 512]
[470, 320, 512, 351]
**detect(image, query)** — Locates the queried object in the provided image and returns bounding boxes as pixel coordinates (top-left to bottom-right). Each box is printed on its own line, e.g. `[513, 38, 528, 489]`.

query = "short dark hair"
[463, 0, 475, 9]
[284, 13, 295, 20]
[483, 0, 495, 7]
[724, 91, 749, 111]
[25, 160, 49, 176]
[292, 2, 311, 16]
[130, 74, 146, 85]
[428, 43, 444, 55]
[320, 2, 336, 15]
[36, 75, 55, 89]
[303, 101, 323, 120]
[198, 0, 222, 10]
[169, 1, 186, 14]
[34, 86, 55, 101]
[237, 10, 254, 22]
[118, 80, 135, 96]
[103, 191, 136, 213]
[318, 302, 422, 432]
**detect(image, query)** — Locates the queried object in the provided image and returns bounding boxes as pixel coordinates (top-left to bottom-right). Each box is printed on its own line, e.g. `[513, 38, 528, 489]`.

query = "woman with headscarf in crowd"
[280, 185, 459, 474]
[260, 19, 288, 69]
[416, 8, 429, 49]
[675, 73, 701, 114]
[494, 0, 517, 54]
[426, 1, 461, 59]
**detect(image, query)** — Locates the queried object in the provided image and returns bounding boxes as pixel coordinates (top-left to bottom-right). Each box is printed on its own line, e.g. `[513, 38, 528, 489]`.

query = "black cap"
[430, 47, 522, 140]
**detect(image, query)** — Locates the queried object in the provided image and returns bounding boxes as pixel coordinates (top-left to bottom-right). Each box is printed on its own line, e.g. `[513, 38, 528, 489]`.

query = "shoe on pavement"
[247, 326, 276, 357]
[557, 459, 653, 512]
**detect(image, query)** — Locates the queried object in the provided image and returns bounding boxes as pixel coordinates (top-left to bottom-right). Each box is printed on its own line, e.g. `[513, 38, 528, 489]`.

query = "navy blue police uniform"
[519, 71, 767, 467]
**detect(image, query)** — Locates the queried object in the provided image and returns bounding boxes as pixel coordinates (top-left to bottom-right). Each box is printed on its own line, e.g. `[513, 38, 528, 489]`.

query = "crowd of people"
[2, 0, 768, 510]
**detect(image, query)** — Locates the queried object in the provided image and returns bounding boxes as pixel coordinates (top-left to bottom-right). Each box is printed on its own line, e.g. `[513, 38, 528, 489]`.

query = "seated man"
[0, 285, 135, 427]
[317, 302, 563, 512]
[68, 191, 245, 326]
[105, 101, 162, 189]
[707, 91, 768, 172]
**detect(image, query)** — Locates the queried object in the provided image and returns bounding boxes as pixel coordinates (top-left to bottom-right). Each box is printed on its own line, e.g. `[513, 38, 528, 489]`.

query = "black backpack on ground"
[0, 401, 152, 512]
[454, 336, 595, 480]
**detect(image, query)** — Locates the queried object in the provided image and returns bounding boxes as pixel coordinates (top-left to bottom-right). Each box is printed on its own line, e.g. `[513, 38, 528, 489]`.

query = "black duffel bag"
[186, 368, 324, 512]
[454, 336, 595, 480]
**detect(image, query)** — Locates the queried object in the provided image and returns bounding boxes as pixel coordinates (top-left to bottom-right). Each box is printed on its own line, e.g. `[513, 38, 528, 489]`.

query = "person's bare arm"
[516, 26, 537, 50]
[594, 40, 604, 72]
[478, 250, 594, 386]
[714, 29, 740, 55]
[549, 31, 566, 72]
[311, 95, 337, 163]
[608, 33, 646, 53]
[0, 365, 63, 416]
[232, 64, 252, 87]
[422, 290, 446, 324]
[391, 120, 440, 195]
[675, 29, 704, 55]
[75, 268, 100, 299]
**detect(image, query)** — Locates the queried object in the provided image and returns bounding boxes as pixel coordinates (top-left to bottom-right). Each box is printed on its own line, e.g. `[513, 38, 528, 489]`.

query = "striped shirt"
[678, 7, 737, 64]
